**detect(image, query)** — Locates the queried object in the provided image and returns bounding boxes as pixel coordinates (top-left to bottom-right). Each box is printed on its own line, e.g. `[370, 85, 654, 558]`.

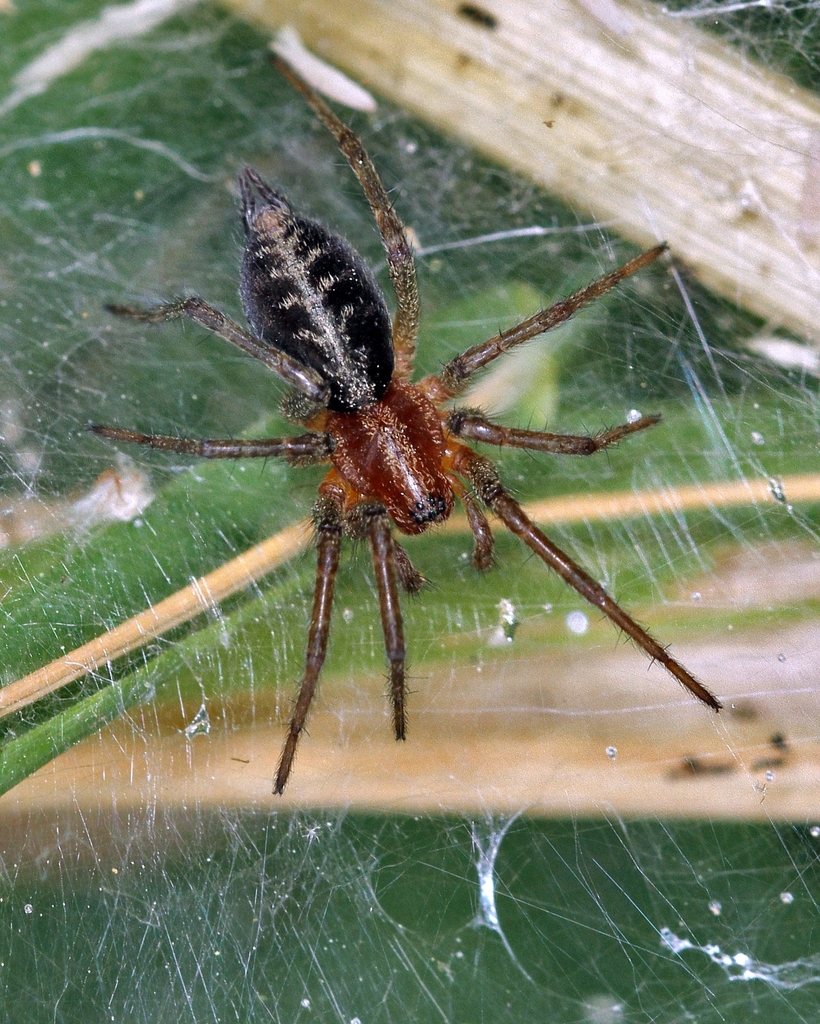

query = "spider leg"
[274, 493, 343, 794]
[450, 474, 494, 570]
[419, 245, 667, 402]
[108, 297, 327, 404]
[88, 425, 332, 464]
[447, 410, 661, 455]
[366, 508, 408, 740]
[454, 445, 722, 711]
[272, 56, 420, 378]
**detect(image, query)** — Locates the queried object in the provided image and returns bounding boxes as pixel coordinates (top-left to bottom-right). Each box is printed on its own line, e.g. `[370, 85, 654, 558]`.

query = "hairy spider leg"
[450, 474, 494, 570]
[272, 55, 420, 378]
[274, 483, 413, 793]
[447, 410, 662, 454]
[107, 296, 327, 403]
[86, 425, 332, 463]
[419, 244, 669, 403]
[392, 540, 427, 593]
[275, 488, 343, 794]
[449, 443, 722, 711]
[367, 510, 408, 740]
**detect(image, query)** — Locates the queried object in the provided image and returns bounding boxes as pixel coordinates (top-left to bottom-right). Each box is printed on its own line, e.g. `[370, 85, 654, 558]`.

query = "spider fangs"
[91, 57, 721, 794]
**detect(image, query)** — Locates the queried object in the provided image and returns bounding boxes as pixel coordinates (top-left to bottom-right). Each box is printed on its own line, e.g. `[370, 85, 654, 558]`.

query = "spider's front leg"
[274, 489, 344, 794]
[453, 445, 722, 712]
[350, 504, 408, 741]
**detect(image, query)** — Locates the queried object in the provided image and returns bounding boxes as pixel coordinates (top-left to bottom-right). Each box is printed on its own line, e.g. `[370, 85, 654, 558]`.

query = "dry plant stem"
[0, 520, 311, 720]
[227, 0, 820, 342]
[504, 472, 820, 531]
[3, 471, 817, 721]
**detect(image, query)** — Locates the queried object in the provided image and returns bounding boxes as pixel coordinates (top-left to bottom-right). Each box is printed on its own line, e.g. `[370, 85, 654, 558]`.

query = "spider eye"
[411, 494, 447, 525]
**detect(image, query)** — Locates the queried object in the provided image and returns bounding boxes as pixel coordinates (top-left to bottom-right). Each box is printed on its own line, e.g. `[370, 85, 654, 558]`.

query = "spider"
[90, 57, 721, 793]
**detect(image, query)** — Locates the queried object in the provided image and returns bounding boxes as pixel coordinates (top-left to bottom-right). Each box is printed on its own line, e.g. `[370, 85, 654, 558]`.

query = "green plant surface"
[3, 809, 820, 1024]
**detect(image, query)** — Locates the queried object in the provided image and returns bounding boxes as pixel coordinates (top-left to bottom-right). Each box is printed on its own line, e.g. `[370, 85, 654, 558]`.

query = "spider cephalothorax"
[91, 57, 720, 794]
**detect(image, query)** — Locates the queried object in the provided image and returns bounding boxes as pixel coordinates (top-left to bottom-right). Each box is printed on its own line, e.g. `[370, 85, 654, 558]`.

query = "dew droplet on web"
[566, 610, 589, 635]
[184, 703, 211, 739]
[581, 993, 624, 1023]
[487, 598, 518, 646]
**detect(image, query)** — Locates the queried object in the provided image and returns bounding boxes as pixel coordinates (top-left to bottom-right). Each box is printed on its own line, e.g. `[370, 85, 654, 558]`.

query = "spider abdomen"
[238, 168, 394, 413]
[327, 380, 455, 535]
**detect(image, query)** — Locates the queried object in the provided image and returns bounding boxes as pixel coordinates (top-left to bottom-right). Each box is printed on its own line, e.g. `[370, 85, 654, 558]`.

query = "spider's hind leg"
[272, 55, 420, 379]
[419, 245, 667, 403]
[107, 296, 327, 403]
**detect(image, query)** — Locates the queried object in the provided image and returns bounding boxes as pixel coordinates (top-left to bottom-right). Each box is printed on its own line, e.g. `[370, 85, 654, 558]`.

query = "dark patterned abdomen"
[239, 168, 393, 413]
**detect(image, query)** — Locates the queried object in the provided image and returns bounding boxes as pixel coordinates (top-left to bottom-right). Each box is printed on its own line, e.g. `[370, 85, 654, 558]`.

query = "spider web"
[1, 2, 820, 1022]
